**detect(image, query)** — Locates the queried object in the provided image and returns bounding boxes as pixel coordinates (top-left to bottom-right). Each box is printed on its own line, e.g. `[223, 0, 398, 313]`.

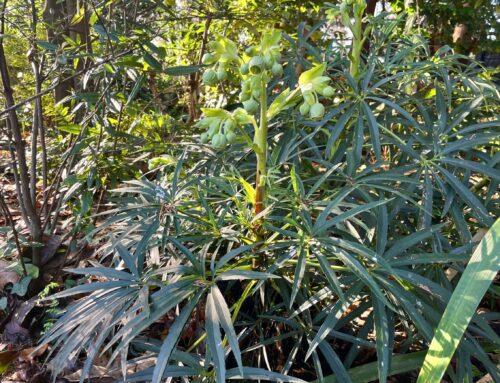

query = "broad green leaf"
[299, 63, 326, 88]
[417, 219, 500, 383]
[316, 351, 426, 382]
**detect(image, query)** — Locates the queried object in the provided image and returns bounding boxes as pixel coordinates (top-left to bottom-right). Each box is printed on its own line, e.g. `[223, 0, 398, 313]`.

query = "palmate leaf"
[417, 219, 500, 383]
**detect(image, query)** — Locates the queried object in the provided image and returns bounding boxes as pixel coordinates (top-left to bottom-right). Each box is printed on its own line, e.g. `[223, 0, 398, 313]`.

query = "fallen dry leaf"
[19, 343, 48, 363]
[0, 260, 19, 290]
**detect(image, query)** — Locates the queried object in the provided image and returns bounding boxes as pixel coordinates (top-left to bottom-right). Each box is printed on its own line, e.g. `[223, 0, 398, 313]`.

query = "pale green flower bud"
[211, 133, 227, 148]
[303, 91, 316, 106]
[243, 98, 259, 114]
[207, 120, 220, 136]
[249, 56, 264, 74]
[200, 132, 210, 144]
[202, 69, 218, 86]
[239, 91, 251, 102]
[299, 102, 310, 116]
[201, 53, 217, 65]
[321, 86, 335, 97]
[271, 63, 283, 77]
[225, 131, 238, 143]
[217, 67, 227, 81]
[310, 102, 325, 120]
[252, 87, 262, 99]
[223, 118, 236, 133]
[264, 53, 274, 69]
[240, 63, 249, 75]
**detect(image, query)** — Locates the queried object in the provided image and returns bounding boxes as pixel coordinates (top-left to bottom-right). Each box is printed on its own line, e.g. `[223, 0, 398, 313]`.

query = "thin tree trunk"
[362, 0, 377, 53]
[43, 0, 73, 103]
[188, 16, 211, 123]
[0, 0, 43, 266]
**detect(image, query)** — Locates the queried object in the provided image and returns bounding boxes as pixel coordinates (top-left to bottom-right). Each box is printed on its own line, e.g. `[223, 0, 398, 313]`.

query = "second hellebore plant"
[197, 31, 334, 225]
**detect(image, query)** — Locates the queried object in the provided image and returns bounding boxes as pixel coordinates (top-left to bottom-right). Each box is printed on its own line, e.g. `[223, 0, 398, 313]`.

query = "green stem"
[350, 10, 363, 79]
[254, 77, 268, 218]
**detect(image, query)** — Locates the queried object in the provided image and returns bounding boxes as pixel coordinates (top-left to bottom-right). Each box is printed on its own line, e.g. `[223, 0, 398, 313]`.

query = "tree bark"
[42, 0, 90, 103]
[0, 0, 43, 266]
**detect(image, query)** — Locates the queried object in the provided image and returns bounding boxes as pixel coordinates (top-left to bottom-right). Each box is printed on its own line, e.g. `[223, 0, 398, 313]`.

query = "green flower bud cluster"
[201, 37, 240, 86]
[236, 30, 285, 115]
[197, 107, 255, 149]
[239, 74, 265, 114]
[297, 63, 334, 120]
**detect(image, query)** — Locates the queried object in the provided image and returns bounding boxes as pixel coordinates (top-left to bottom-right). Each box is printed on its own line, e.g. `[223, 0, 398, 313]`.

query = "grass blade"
[417, 219, 500, 383]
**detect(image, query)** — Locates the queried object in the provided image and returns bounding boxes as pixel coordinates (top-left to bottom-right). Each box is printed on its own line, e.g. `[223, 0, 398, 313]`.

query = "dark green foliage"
[34, 7, 499, 383]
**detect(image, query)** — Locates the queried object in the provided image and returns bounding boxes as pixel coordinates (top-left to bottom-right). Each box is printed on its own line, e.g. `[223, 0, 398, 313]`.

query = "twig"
[0, 48, 134, 117]
[0, 189, 27, 276]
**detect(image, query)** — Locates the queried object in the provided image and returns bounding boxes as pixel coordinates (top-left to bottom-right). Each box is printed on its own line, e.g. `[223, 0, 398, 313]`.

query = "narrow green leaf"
[373, 296, 392, 383]
[206, 290, 226, 383]
[152, 289, 203, 383]
[211, 285, 243, 374]
[290, 246, 307, 309]
[362, 102, 381, 160]
[439, 158, 500, 182]
[226, 367, 307, 382]
[436, 165, 494, 226]
[165, 64, 203, 76]
[384, 225, 444, 259]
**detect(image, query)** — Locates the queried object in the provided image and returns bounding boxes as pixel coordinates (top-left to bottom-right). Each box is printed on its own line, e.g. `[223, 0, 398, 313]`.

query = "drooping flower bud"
[239, 91, 251, 102]
[208, 41, 223, 51]
[202, 69, 218, 86]
[310, 103, 325, 120]
[271, 63, 283, 77]
[303, 92, 316, 106]
[240, 63, 249, 75]
[243, 98, 259, 114]
[217, 67, 227, 81]
[200, 132, 210, 144]
[211, 133, 227, 148]
[252, 87, 262, 99]
[201, 53, 216, 65]
[264, 53, 274, 69]
[249, 56, 265, 74]
[223, 118, 236, 133]
[321, 86, 335, 97]
[299, 102, 310, 116]
[225, 131, 238, 143]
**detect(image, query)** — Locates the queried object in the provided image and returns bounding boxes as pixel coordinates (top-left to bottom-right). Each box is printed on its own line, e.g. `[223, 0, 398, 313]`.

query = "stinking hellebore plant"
[197, 30, 334, 223]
